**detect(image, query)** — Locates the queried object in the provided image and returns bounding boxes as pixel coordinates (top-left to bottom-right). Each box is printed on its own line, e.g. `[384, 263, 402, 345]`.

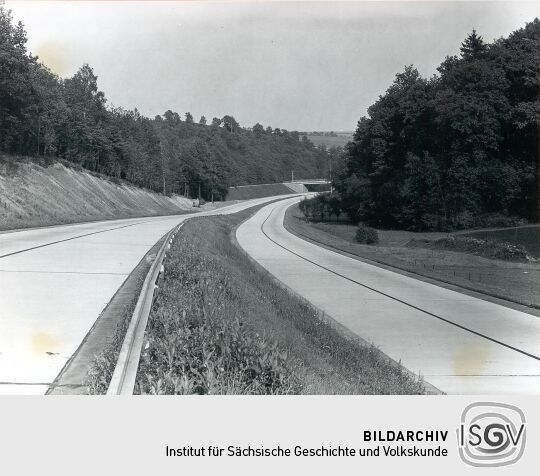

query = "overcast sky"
[6, 1, 540, 131]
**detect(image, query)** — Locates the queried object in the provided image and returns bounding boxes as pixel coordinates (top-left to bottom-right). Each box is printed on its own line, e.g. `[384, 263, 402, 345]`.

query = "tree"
[62, 64, 108, 169]
[252, 123, 265, 136]
[222, 115, 239, 133]
[460, 30, 487, 60]
[0, 6, 329, 198]
[0, 7, 38, 153]
[335, 23, 539, 230]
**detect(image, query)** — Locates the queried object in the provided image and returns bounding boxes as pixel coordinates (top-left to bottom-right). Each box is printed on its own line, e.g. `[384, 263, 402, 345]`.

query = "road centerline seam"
[259, 202, 540, 363]
[0, 219, 157, 259]
[0, 269, 129, 275]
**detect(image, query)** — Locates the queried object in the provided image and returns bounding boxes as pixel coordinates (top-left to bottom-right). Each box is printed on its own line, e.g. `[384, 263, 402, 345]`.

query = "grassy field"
[226, 183, 294, 201]
[116, 207, 425, 395]
[285, 204, 540, 311]
[303, 133, 353, 148]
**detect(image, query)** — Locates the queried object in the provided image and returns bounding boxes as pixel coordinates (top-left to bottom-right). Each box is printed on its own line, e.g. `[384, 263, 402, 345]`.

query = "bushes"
[408, 236, 533, 262]
[136, 235, 300, 395]
[355, 224, 379, 245]
[445, 212, 528, 231]
[299, 195, 379, 245]
[475, 213, 528, 229]
[299, 193, 342, 222]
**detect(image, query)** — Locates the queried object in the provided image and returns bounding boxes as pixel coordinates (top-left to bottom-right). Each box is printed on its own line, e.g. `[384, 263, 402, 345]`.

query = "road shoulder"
[284, 203, 540, 318]
[46, 237, 165, 394]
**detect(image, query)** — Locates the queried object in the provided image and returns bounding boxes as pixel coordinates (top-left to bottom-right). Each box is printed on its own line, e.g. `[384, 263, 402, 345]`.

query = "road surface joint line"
[0, 219, 157, 259]
[423, 374, 540, 377]
[260, 203, 540, 363]
[0, 269, 128, 276]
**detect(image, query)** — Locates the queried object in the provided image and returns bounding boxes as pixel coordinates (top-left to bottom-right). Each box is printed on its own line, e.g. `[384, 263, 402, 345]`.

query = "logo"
[457, 402, 526, 467]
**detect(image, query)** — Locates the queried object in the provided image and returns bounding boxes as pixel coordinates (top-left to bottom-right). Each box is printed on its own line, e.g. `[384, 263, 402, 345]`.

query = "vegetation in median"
[136, 238, 300, 394]
[132, 211, 426, 395]
[86, 270, 147, 395]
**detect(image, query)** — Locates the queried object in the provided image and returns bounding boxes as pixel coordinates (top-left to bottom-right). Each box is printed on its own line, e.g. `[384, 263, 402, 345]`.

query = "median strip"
[131, 209, 426, 394]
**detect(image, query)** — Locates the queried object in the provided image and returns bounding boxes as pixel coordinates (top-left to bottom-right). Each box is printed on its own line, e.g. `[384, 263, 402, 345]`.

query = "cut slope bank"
[226, 183, 296, 201]
[0, 158, 204, 231]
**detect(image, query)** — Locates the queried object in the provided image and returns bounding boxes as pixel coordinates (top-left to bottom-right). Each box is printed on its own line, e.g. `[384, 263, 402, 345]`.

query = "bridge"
[283, 179, 331, 193]
[226, 179, 331, 200]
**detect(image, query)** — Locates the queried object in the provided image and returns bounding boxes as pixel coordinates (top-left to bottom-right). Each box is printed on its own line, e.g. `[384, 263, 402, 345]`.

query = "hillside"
[0, 158, 201, 231]
[0, 7, 329, 201]
[302, 132, 353, 148]
[226, 183, 295, 201]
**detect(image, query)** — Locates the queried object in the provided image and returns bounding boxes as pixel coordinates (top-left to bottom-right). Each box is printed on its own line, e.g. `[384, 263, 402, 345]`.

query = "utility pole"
[159, 140, 166, 195]
[329, 155, 333, 193]
[36, 115, 40, 156]
[291, 170, 294, 183]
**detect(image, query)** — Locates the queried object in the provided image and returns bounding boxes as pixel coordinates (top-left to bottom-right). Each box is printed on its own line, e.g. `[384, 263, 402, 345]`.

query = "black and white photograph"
[1, 0, 539, 396]
[0, 0, 540, 472]
[0, 0, 540, 476]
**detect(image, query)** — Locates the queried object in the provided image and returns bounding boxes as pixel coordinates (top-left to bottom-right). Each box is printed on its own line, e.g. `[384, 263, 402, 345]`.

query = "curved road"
[236, 196, 540, 394]
[0, 195, 293, 395]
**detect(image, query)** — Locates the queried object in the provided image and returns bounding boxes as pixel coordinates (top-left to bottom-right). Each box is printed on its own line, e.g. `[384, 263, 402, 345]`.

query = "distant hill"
[226, 183, 295, 201]
[301, 132, 353, 148]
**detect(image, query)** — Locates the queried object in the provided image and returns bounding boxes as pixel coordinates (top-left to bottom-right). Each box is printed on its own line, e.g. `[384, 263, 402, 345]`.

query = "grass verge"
[132, 208, 426, 395]
[85, 250, 155, 394]
[407, 236, 534, 263]
[285, 203, 540, 312]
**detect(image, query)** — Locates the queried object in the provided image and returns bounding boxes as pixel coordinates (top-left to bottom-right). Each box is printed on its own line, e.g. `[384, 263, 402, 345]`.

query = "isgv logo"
[457, 402, 526, 467]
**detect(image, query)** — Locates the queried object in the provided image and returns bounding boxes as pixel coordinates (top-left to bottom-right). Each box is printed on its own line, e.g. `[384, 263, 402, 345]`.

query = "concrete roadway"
[0, 195, 293, 395]
[236, 196, 540, 394]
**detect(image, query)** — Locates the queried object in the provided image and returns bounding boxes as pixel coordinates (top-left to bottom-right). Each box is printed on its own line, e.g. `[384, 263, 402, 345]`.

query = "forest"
[335, 20, 540, 231]
[0, 7, 328, 201]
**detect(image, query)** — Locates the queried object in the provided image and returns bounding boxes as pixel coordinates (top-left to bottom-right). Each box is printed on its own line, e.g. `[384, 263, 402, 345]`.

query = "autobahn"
[0, 195, 293, 395]
[236, 196, 540, 394]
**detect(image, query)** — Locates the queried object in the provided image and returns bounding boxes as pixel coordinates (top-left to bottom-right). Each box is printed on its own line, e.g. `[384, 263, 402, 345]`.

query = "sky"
[6, 1, 540, 131]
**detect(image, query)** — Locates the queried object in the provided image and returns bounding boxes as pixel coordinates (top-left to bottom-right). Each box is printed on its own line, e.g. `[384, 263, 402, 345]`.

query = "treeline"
[336, 21, 540, 231]
[0, 8, 328, 200]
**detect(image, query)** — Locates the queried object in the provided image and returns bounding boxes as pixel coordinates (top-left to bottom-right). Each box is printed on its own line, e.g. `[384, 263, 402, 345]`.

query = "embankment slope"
[0, 158, 196, 231]
[226, 183, 295, 201]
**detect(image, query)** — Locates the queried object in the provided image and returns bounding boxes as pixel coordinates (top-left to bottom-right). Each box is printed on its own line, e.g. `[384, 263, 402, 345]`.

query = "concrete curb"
[106, 223, 183, 395]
